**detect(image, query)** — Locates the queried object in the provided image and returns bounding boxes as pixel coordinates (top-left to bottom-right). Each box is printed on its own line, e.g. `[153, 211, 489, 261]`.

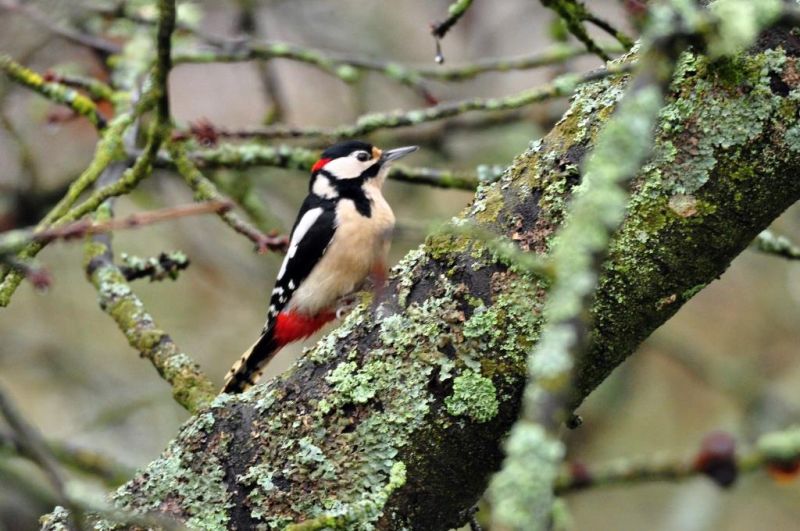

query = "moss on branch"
[0, 54, 107, 128]
[83, 206, 215, 414]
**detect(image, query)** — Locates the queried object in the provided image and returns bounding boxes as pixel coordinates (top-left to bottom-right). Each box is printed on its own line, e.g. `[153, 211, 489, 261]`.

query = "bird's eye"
[356, 151, 370, 162]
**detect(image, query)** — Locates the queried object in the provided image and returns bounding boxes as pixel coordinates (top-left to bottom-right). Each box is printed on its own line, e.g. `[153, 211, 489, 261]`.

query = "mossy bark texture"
[42, 29, 800, 531]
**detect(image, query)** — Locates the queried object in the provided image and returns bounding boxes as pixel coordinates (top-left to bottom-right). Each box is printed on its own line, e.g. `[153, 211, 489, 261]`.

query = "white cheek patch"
[312, 175, 338, 198]
[277, 207, 323, 279]
[323, 157, 373, 180]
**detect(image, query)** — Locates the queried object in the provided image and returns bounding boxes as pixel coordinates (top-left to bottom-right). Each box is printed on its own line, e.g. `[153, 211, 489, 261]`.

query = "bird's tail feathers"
[222, 328, 279, 394]
[222, 310, 337, 394]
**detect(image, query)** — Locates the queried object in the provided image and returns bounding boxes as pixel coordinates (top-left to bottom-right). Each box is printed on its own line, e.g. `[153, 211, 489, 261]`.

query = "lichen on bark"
[42, 27, 800, 531]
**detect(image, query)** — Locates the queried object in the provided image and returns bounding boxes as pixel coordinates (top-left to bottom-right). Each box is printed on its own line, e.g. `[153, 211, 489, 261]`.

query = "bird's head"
[309, 141, 418, 197]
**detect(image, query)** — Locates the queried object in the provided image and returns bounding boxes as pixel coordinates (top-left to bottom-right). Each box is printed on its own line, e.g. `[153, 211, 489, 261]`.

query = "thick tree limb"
[42, 26, 800, 531]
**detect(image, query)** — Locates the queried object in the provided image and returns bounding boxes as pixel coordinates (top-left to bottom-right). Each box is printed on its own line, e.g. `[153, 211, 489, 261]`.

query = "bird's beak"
[380, 145, 419, 163]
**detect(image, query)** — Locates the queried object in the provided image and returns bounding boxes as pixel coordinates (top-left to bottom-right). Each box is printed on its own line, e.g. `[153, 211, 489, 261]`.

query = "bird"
[223, 140, 418, 393]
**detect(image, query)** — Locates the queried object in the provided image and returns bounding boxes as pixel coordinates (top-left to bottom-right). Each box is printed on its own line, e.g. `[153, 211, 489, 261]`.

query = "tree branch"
[177, 63, 630, 142]
[0, 0, 178, 307]
[0, 53, 107, 128]
[171, 142, 481, 190]
[431, 0, 474, 40]
[0, 200, 231, 257]
[169, 141, 289, 253]
[119, 251, 191, 282]
[83, 201, 216, 414]
[0, 385, 84, 529]
[0, 431, 133, 487]
[556, 427, 800, 494]
[752, 229, 800, 260]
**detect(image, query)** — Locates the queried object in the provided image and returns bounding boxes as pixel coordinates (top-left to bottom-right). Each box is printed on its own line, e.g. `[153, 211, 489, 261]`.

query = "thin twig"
[0, 54, 107, 128]
[42, 71, 117, 102]
[0, 431, 133, 487]
[556, 427, 800, 494]
[176, 63, 632, 142]
[0, 201, 231, 257]
[84, 203, 216, 414]
[119, 251, 191, 282]
[431, 0, 475, 40]
[541, 0, 613, 61]
[0, 0, 122, 55]
[0, 385, 84, 529]
[413, 43, 623, 81]
[160, 142, 482, 191]
[154, 0, 176, 124]
[584, 13, 635, 49]
[169, 141, 289, 253]
[751, 230, 800, 260]
[174, 39, 622, 103]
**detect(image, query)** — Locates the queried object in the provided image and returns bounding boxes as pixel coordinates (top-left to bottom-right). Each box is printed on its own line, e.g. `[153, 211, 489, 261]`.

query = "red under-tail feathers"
[223, 310, 335, 393]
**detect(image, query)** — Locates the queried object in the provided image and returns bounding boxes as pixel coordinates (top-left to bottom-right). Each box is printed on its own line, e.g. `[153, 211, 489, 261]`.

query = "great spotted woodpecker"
[223, 141, 418, 393]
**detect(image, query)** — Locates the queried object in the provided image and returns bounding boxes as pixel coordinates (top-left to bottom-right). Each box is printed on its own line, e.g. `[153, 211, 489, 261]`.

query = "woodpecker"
[223, 140, 418, 393]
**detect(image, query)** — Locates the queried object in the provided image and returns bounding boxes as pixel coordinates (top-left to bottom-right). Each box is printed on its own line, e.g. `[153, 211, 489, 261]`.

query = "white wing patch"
[277, 207, 324, 279]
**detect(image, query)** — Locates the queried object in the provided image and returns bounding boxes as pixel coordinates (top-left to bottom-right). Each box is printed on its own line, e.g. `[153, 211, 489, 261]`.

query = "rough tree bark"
[42, 27, 800, 531]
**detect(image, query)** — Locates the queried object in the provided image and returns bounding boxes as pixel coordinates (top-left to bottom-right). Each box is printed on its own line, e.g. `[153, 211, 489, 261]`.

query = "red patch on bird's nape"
[273, 310, 335, 347]
[311, 158, 332, 174]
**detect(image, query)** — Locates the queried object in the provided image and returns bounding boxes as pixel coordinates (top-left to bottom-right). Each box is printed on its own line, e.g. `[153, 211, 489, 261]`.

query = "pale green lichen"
[488, 423, 564, 531]
[444, 370, 499, 422]
[392, 246, 427, 307]
[325, 360, 380, 405]
[238, 464, 277, 520]
[785, 125, 800, 153]
[464, 288, 542, 362]
[112, 413, 232, 530]
[708, 0, 782, 57]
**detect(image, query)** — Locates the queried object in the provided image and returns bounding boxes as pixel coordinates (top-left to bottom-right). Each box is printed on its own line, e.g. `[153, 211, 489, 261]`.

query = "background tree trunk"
[42, 27, 800, 531]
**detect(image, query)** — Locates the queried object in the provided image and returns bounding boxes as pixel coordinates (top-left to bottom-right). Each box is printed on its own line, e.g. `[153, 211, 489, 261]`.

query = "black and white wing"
[264, 197, 337, 327]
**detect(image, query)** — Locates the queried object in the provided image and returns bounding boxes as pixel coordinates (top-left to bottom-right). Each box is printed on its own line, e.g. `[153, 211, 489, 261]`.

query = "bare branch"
[431, 0, 474, 40]
[154, 0, 177, 124]
[0, 385, 84, 529]
[0, 201, 231, 257]
[0, 431, 133, 487]
[557, 428, 800, 494]
[541, 0, 614, 61]
[171, 142, 482, 190]
[0, 0, 122, 55]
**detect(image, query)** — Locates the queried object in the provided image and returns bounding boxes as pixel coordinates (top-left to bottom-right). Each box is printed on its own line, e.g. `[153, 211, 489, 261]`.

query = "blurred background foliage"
[0, 1, 799, 530]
